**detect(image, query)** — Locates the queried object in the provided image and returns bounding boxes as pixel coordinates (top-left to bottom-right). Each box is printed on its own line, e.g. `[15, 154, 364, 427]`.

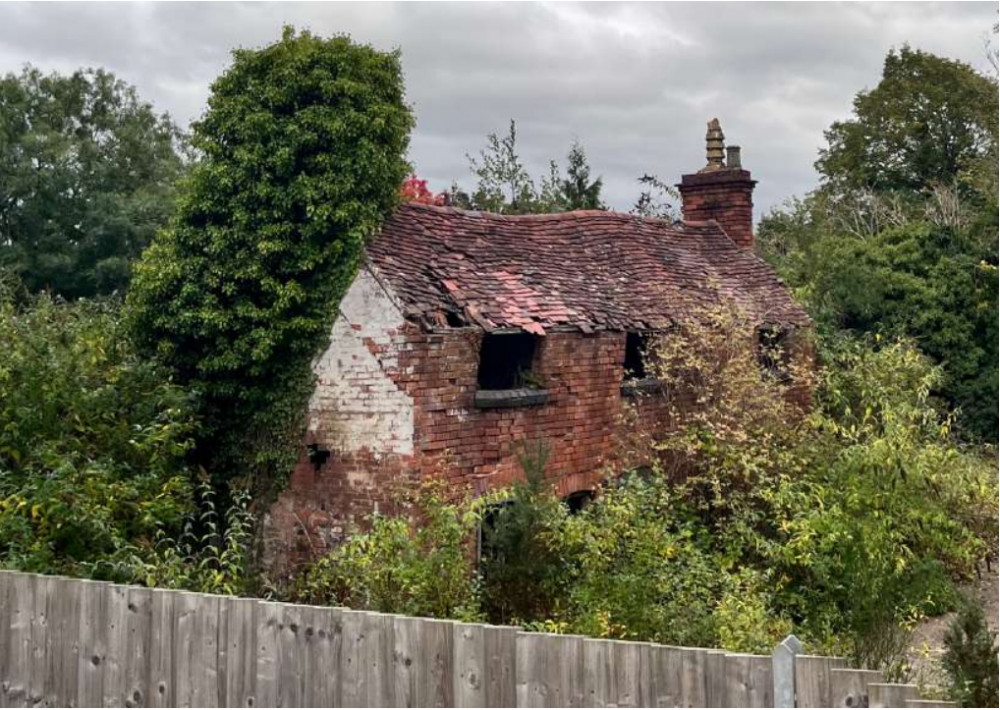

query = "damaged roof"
[367, 202, 810, 333]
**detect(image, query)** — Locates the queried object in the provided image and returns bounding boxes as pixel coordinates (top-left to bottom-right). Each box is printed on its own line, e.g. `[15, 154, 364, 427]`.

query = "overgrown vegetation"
[0, 28, 994, 700]
[942, 598, 999, 707]
[127, 27, 414, 494]
[758, 46, 999, 441]
[291, 301, 997, 671]
[0, 66, 188, 298]
[0, 278, 196, 579]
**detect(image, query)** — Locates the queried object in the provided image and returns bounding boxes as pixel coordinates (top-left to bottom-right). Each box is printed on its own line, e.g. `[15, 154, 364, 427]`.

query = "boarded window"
[477, 332, 539, 389]
[623, 332, 648, 380]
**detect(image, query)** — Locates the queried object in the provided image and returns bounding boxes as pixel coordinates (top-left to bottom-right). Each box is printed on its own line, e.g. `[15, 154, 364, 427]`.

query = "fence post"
[772, 634, 804, 708]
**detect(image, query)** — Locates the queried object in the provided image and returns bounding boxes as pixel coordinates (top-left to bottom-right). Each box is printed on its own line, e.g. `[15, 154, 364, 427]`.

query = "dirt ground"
[906, 568, 999, 692]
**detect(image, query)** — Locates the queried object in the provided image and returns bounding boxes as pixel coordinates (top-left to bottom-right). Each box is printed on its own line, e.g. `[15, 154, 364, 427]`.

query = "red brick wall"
[262, 270, 813, 577]
[264, 327, 633, 576]
[677, 170, 757, 249]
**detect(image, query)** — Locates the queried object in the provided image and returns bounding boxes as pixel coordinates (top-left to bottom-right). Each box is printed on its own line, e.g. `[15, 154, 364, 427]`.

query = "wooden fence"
[0, 571, 956, 708]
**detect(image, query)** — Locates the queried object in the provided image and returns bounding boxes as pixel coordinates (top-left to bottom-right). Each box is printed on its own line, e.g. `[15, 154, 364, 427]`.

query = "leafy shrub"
[0, 280, 196, 579]
[942, 600, 999, 707]
[480, 442, 572, 625]
[294, 480, 481, 620]
[128, 27, 414, 493]
[131, 478, 255, 596]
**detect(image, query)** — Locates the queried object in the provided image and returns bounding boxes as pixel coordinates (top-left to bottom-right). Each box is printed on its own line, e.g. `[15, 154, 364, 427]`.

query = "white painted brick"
[309, 268, 414, 456]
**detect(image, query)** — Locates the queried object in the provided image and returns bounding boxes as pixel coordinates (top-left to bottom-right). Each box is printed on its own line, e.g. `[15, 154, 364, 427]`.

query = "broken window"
[758, 324, 792, 381]
[623, 332, 648, 380]
[477, 332, 540, 390]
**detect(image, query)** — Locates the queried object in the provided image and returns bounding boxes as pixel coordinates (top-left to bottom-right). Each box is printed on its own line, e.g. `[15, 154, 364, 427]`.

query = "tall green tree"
[127, 27, 413, 490]
[817, 46, 998, 195]
[452, 121, 604, 214]
[0, 66, 186, 298]
[558, 141, 604, 210]
[759, 47, 999, 440]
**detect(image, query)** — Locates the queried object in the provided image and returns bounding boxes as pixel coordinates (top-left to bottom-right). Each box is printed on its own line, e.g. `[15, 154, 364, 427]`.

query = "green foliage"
[0, 66, 187, 298]
[287, 305, 996, 667]
[0, 279, 196, 579]
[294, 480, 481, 620]
[759, 46, 999, 441]
[451, 120, 604, 214]
[133, 478, 256, 596]
[817, 46, 998, 194]
[630, 174, 681, 220]
[127, 27, 414, 490]
[480, 442, 571, 625]
[942, 599, 999, 707]
[556, 142, 604, 210]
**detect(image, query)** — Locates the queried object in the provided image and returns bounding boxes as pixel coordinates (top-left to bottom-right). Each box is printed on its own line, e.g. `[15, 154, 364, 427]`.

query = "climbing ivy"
[127, 27, 413, 491]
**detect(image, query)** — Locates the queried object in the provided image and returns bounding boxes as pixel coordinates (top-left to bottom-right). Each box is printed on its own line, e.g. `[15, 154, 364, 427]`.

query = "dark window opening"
[564, 490, 594, 514]
[623, 332, 648, 380]
[477, 332, 539, 390]
[758, 325, 792, 381]
[306, 443, 331, 471]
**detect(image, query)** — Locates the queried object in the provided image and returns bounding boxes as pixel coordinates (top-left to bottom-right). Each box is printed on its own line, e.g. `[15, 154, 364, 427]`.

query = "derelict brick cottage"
[264, 120, 812, 571]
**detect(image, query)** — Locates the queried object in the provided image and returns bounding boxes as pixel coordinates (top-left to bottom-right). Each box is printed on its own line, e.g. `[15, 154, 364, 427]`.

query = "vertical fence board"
[681, 647, 709, 707]
[794, 655, 848, 708]
[103, 584, 129, 707]
[649, 645, 682, 708]
[453, 623, 486, 708]
[220, 598, 256, 709]
[254, 601, 280, 708]
[376, 613, 400, 707]
[612, 637, 640, 707]
[45, 576, 81, 707]
[124, 586, 152, 709]
[484, 624, 517, 708]
[828, 669, 884, 708]
[339, 609, 369, 707]
[748, 655, 773, 707]
[869, 682, 919, 708]
[419, 618, 454, 707]
[582, 638, 613, 708]
[276, 603, 305, 708]
[77, 580, 108, 709]
[3, 572, 34, 708]
[302, 605, 341, 708]
[704, 650, 727, 708]
[27, 574, 50, 708]
[391, 614, 418, 708]
[148, 589, 174, 708]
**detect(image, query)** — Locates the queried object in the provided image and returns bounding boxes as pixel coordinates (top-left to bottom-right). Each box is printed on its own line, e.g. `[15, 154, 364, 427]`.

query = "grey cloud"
[1, 1, 994, 216]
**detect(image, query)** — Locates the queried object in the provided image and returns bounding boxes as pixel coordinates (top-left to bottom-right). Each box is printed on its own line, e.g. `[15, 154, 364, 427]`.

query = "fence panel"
[0, 571, 953, 708]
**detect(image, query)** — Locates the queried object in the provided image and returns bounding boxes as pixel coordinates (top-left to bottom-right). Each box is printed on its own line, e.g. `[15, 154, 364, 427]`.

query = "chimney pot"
[677, 120, 757, 250]
[726, 146, 742, 169]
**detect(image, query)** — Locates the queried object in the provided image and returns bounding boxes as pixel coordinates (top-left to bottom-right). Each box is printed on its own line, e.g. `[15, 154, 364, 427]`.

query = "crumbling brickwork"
[263, 120, 814, 576]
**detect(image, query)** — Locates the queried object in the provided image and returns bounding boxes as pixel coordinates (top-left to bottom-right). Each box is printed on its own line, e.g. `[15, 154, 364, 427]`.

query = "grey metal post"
[772, 634, 804, 708]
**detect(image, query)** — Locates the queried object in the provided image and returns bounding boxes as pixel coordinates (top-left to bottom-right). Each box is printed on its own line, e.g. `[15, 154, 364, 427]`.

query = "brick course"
[677, 169, 757, 250]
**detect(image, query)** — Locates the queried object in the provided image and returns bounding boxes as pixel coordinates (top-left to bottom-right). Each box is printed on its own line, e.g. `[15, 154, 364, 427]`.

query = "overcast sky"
[1, 1, 995, 216]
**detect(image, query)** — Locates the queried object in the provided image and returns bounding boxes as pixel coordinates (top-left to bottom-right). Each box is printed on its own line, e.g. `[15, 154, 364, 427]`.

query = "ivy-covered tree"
[127, 27, 413, 489]
[0, 66, 187, 298]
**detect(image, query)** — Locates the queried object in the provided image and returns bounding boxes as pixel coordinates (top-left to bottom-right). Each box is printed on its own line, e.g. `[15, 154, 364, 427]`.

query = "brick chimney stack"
[677, 119, 757, 249]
